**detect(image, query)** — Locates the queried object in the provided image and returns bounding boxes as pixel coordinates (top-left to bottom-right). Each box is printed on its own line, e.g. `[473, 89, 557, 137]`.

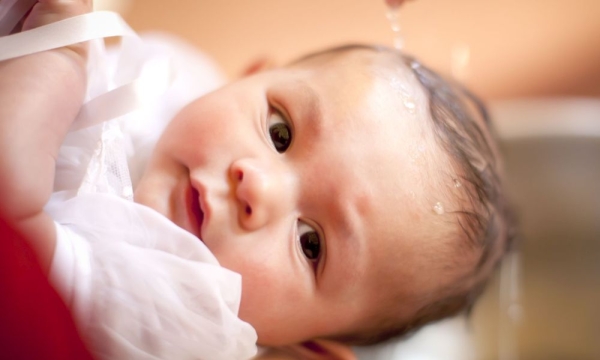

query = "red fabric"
[0, 217, 93, 360]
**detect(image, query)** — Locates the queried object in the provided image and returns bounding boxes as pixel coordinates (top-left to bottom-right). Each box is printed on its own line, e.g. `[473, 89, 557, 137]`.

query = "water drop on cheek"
[453, 179, 462, 188]
[395, 82, 416, 114]
[433, 202, 445, 215]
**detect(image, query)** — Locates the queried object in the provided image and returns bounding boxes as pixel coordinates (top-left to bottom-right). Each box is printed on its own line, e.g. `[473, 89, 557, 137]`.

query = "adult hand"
[22, 0, 93, 59]
[0, 0, 93, 272]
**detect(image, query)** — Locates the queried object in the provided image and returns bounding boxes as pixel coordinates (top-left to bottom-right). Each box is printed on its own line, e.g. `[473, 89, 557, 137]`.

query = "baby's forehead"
[289, 53, 459, 228]
[285, 46, 447, 190]
[289, 46, 412, 79]
[283, 46, 455, 196]
[290, 47, 427, 114]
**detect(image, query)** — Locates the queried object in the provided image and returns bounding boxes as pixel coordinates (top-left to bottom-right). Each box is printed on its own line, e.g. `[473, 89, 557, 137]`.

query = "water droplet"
[450, 42, 471, 81]
[386, 12, 401, 31]
[453, 179, 462, 188]
[385, 7, 404, 49]
[403, 98, 416, 113]
[433, 202, 445, 215]
[393, 36, 404, 50]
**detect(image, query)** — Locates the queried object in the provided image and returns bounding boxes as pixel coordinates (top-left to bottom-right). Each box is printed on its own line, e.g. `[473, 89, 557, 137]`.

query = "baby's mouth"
[189, 185, 204, 240]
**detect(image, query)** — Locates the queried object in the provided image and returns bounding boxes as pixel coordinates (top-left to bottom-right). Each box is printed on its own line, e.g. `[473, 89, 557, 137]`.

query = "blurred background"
[101, 0, 600, 100]
[101, 1, 599, 359]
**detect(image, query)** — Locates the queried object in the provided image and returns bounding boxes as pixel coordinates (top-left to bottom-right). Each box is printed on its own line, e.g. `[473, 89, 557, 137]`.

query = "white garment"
[0, 9, 257, 360]
[47, 194, 257, 360]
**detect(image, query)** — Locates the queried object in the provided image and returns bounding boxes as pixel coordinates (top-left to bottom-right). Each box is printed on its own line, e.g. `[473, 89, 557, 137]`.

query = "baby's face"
[135, 51, 462, 345]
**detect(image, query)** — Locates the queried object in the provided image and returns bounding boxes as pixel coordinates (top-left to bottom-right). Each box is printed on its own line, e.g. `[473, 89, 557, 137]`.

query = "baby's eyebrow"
[325, 224, 364, 291]
[320, 192, 367, 288]
[290, 81, 323, 136]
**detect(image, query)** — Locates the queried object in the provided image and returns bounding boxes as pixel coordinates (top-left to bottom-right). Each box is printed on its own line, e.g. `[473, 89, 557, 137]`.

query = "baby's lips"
[188, 185, 203, 238]
[189, 179, 210, 240]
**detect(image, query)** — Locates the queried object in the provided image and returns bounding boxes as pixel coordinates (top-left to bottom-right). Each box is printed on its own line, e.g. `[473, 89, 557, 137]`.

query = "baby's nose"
[229, 158, 294, 230]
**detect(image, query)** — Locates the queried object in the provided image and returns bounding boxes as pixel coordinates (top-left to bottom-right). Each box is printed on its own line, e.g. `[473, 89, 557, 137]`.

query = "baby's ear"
[284, 339, 357, 360]
[240, 57, 276, 77]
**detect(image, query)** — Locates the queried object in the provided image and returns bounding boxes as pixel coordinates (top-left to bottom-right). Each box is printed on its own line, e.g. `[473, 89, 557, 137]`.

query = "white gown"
[0, 7, 257, 360]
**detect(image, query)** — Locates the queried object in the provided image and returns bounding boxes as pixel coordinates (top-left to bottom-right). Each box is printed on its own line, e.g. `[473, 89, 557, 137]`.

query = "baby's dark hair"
[378, 50, 516, 343]
[292, 44, 516, 346]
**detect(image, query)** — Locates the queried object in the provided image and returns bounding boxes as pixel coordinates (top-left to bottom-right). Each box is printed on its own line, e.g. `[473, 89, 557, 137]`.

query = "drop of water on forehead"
[433, 202, 445, 215]
[403, 98, 416, 113]
[391, 79, 417, 114]
[409, 190, 417, 200]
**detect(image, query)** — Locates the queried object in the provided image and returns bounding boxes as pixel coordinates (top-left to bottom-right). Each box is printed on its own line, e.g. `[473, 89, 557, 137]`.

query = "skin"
[135, 50, 470, 346]
[1, 0, 474, 358]
[385, 0, 414, 8]
[0, 0, 91, 272]
[0, 2, 367, 357]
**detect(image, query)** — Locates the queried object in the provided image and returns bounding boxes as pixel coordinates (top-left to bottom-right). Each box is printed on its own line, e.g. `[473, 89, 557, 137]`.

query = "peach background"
[122, 0, 600, 99]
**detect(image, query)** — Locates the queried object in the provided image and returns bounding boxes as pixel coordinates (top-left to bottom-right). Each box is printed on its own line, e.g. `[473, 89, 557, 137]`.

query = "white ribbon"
[0, 10, 175, 131]
[0, 11, 136, 61]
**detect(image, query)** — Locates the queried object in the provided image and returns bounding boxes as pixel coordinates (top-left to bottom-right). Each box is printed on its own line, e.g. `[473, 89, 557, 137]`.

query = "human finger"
[385, 0, 414, 8]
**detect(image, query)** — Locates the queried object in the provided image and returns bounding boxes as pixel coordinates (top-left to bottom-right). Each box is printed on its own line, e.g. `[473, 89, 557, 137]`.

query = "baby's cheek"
[237, 283, 302, 346]
[234, 263, 283, 341]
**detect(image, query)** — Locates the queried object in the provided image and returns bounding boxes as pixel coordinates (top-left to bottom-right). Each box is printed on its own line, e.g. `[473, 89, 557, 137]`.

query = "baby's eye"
[298, 220, 321, 261]
[268, 109, 292, 153]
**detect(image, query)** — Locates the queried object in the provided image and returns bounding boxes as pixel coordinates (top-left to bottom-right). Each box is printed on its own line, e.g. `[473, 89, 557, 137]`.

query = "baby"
[0, 0, 513, 359]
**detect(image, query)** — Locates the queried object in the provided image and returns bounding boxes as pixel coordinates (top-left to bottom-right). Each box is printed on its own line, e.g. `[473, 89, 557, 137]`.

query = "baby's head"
[134, 45, 514, 347]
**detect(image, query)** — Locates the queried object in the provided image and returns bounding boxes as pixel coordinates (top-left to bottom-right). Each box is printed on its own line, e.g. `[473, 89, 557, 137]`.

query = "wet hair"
[292, 44, 517, 345]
